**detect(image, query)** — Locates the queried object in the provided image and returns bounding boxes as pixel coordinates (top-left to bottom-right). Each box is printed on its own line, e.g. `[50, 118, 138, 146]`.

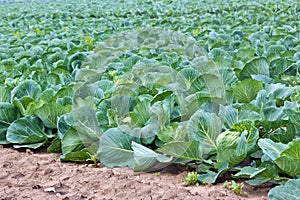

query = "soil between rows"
[0, 145, 271, 200]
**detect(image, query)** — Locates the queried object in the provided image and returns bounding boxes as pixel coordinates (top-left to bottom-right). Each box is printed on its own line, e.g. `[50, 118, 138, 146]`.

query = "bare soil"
[0, 145, 271, 200]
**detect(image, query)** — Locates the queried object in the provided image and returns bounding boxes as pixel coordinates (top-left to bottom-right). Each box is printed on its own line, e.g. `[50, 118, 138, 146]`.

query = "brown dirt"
[0, 145, 271, 200]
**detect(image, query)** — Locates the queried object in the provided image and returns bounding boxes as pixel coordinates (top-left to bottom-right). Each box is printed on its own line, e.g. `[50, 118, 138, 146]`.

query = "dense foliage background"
[0, 0, 299, 198]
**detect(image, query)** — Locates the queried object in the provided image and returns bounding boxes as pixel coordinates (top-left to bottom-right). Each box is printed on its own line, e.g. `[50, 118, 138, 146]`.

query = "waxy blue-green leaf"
[284, 109, 300, 132]
[198, 162, 229, 184]
[246, 178, 272, 186]
[38, 88, 56, 103]
[96, 80, 114, 94]
[265, 83, 293, 100]
[73, 81, 104, 108]
[132, 141, 172, 171]
[267, 45, 286, 57]
[258, 139, 287, 161]
[130, 95, 152, 126]
[70, 106, 102, 154]
[12, 97, 44, 116]
[132, 141, 158, 171]
[35, 103, 72, 129]
[10, 80, 42, 102]
[265, 123, 296, 144]
[185, 91, 211, 117]
[74, 69, 101, 82]
[158, 140, 201, 160]
[60, 148, 90, 162]
[259, 138, 300, 177]
[6, 116, 51, 147]
[110, 94, 132, 119]
[149, 96, 174, 130]
[176, 67, 200, 90]
[57, 113, 73, 139]
[223, 106, 261, 129]
[236, 47, 256, 62]
[96, 99, 111, 131]
[188, 110, 222, 155]
[234, 166, 267, 179]
[263, 106, 286, 122]
[0, 59, 17, 72]
[61, 128, 85, 154]
[269, 178, 300, 200]
[270, 58, 294, 76]
[98, 127, 135, 168]
[0, 86, 10, 102]
[13, 142, 47, 149]
[0, 103, 19, 144]
[274, 139, 300, 177]
[240, 57, 270, 80]
[218, 68, 238, 87]
[232, 79, 263, 103]
[249, 32, 269, 43]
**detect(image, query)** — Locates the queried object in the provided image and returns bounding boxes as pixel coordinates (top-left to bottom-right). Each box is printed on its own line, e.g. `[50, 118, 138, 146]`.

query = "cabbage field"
[0, 0, 300, 198]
